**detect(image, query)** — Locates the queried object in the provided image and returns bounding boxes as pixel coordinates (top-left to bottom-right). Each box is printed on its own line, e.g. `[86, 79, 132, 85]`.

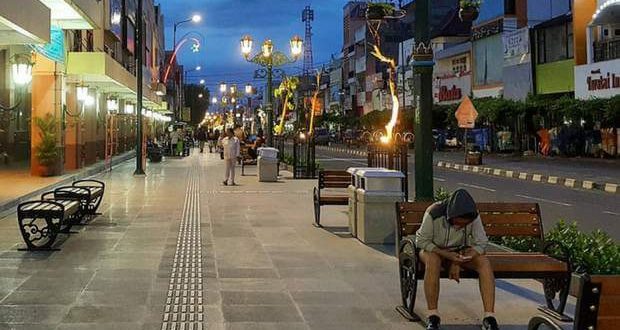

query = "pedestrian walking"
[170, 128, 179, 156]
[196, 127, 207, 153]
[221, 128, 240, 186]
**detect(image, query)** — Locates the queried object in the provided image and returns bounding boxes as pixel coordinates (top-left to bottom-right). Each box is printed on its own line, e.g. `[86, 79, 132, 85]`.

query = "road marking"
[458, 183, 496, 192]
[603, 211, 620, 216]
[515, 194, 572, 207]
[434, 177, 446, 182]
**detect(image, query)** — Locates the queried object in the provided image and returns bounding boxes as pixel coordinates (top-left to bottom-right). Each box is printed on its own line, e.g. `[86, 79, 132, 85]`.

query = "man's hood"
[446, 189, 478, 220]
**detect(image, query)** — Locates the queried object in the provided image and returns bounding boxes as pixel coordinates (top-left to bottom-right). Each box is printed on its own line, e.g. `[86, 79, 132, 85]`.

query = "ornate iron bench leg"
[18, 216, 60, 250]
[538, 275, 573, 322]
[313, 187, 321, 228]
[396, 239, 421, 322]
[528, 315, 563, 330]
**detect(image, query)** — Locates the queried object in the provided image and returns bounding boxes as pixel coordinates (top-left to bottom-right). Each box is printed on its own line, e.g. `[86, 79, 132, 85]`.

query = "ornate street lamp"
[11, 54, 34, 86]
[245, 84, 253, 95]
[240, 34, 303, 146]
[219, 82, 227, 94]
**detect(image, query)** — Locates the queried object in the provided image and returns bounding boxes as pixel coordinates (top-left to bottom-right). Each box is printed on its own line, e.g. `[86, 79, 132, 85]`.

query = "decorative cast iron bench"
[71, 179, 105, 215]
[313, 170, 350, 227]
[17, 197, 81, 250]
[395, 202, 571, 322]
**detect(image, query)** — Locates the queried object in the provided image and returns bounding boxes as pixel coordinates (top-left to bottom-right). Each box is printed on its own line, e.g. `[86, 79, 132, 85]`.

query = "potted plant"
[35, 114, 60, 176]
[459, 0, 481, 22]
[366, 2, 396, 21]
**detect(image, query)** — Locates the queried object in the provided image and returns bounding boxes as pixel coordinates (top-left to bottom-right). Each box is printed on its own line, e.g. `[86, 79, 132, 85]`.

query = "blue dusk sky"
[158, 0, 353, 90]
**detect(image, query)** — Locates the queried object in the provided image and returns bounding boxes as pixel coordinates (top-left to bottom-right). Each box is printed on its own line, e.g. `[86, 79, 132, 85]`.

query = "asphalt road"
[316, 149, 620, 241]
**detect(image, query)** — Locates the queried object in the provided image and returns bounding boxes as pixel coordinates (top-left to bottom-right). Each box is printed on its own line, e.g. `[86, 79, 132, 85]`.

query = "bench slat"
[483, 225, 541, 237]
[322, 182, 350, 189]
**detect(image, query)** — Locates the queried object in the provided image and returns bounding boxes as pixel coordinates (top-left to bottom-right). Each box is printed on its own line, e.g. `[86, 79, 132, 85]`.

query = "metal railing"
[367, 142, 409, 200]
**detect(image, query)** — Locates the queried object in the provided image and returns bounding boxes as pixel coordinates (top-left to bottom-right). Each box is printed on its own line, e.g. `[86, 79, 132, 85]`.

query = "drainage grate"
[162, 168, 203, 330]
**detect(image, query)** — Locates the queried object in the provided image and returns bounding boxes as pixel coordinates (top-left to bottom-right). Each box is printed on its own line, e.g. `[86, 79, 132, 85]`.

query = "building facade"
[0, 0, 169, 177]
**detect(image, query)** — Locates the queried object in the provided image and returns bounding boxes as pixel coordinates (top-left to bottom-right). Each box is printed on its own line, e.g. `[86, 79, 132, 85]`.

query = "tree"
[184, 84, 210, 125]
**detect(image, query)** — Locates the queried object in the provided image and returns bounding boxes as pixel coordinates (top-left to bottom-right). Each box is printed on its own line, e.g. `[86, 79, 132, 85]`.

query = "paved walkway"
[0, 152, 562, 329]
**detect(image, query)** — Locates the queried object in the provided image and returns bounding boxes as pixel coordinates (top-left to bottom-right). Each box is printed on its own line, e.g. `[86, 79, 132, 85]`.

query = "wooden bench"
[71, 179, 105, 215]
[313, 170, 351, 227]
[395, 201, 571, 322]
[17, 197, 81, 250]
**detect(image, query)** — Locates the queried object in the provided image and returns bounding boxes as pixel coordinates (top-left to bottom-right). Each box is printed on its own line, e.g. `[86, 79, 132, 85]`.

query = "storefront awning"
[38, 0, 99, 29]
[0, 0, 50, 45]
[591, 0, 620, 26]
[66, 51, 164, 110]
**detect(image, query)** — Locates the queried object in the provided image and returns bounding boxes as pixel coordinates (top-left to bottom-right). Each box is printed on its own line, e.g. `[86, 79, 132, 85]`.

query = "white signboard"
[503, 27, 530, 66]
[575, 58, 620, 100]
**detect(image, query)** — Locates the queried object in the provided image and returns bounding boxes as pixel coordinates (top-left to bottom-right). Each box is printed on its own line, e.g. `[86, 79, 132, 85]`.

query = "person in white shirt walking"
[221, 128, 240, 186]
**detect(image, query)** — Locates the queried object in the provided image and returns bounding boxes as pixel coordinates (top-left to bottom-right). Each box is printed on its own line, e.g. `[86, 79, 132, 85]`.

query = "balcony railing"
[593, 39, 620, 63]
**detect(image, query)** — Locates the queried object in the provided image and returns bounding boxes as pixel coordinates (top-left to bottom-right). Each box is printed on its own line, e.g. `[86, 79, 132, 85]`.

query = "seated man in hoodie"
[415, 189, 499, 330]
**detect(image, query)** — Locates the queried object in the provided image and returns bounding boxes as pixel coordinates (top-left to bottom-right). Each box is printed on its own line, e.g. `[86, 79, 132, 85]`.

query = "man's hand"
[445, 251, 471, 264]
[449, 263, 461, 283]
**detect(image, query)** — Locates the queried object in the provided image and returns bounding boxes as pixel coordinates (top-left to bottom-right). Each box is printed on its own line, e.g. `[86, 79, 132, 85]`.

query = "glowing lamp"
[11, 55, 33, 86]
[77, 86, 89, 101]
[219, 82, 227, 93]
[290, 35, 303, 58]
[262, 39, 273, 58]
[211, 97, 218, 104]
[107, 99, 119, 112]
[84, 95, 95, 107]
[245, 84, 253, 95]
[125, 104, 135, 115]
[191, 14, 201, 23]
[241, 35, 253, 57]
[198, 93, 203, 98]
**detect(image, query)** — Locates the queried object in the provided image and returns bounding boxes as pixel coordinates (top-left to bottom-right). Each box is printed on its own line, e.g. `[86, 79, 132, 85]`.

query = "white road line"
[458, 183, 496, 192]
[603, 211, 620, 216]
[316, 158, 366, 161]
[515, 194, 573, 207]
[434, 177, 446, 182]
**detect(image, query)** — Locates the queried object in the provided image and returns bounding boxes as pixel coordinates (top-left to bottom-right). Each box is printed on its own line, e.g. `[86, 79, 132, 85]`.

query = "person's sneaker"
[222, 181, 228, 186]
[482, 316, 499, 330]
[426, 315, 441, 330]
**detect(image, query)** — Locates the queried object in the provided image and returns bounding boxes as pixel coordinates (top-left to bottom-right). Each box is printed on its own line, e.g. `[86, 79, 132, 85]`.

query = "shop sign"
[438, 85, 463, 102]
[433, 73, 471, 104]
[575, 58, 620, 99]
[472, 18, 503, 41]
[503, 27, 530, 66]
[31, 26, 65, 64]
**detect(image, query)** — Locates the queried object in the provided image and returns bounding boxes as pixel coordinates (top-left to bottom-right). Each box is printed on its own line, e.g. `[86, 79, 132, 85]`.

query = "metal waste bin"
[347, 167, 386, 237]
[257, 147, 279, 182]
[355, 169, 405, 245]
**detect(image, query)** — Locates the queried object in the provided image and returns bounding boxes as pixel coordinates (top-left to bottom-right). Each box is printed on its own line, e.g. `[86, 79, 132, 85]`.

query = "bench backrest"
[318, 170, 351, 189]
[396, 201, 544, 243]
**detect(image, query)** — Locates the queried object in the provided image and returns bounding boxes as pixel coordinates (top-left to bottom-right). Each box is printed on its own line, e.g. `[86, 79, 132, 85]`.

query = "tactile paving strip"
[161, 168, 203, 330]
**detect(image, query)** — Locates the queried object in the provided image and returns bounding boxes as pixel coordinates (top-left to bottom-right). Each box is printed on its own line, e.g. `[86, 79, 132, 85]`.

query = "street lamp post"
[412, 0, 434, 201]
[173, 14, 201, 49]
[240, 35, 303, 146]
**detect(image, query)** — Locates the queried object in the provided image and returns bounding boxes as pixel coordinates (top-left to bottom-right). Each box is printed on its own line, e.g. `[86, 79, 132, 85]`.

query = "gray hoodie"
[415, 189, 488, 254]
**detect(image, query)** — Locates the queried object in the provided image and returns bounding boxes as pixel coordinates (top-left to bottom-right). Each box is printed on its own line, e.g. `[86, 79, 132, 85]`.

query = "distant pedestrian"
[221, 128, 240, 186]
[196, 127, 207, 153]
[170, 128, 180, 156]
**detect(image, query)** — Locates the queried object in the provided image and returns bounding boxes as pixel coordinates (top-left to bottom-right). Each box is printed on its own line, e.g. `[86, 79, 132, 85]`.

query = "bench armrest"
[41, 191, 56, 200]
[73, 179, 105, 189]
[543, 240, 573, 273]
[399, 236, 418, 255]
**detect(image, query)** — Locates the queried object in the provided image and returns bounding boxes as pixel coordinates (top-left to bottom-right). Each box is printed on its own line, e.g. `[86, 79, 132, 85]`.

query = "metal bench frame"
[72, 179, 105, 215]
[395, 201, 572, 322]
[17, 197, 81, 250]
[313, 170, 350, 227]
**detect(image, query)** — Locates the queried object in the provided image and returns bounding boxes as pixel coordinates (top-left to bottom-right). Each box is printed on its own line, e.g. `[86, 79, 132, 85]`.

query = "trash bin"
[257, 147, 279, 182]
[355, 169, 405, 245]
[346, 167, 386, 237]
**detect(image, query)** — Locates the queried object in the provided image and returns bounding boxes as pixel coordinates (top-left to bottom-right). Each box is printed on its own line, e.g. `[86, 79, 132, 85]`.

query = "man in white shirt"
[221, 128, 240, 186]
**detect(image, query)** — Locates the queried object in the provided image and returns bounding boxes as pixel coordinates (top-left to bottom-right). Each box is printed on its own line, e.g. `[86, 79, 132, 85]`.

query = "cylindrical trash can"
[257, 147, 279, 182]
[355, 169, 405, 245]
[347, 167, 386, 237]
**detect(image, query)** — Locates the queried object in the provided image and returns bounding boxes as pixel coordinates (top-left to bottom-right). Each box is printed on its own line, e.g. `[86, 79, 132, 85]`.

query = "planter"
[37, 163, 60, 177]
[459, 7, 479, 22]
[465, 151, 482, 165]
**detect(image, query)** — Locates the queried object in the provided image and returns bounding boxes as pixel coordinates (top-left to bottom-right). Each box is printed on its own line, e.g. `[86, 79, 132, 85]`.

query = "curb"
[0, 151, 136, 218]
[436, 161, 619, 195]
